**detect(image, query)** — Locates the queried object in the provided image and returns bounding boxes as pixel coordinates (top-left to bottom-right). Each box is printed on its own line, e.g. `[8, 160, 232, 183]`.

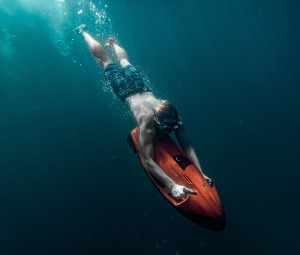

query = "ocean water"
[0, 0, 299, 254]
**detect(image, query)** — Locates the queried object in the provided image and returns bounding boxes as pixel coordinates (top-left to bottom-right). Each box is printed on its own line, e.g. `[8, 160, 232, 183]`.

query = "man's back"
[126, 92, 161, 126]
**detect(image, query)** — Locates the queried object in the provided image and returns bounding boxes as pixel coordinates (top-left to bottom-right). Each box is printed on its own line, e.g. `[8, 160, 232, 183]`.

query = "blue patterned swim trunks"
[104, 64, 151, 102]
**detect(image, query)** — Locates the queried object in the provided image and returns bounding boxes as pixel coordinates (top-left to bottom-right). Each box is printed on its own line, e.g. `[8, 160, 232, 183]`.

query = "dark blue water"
[0, 0, 299, 254]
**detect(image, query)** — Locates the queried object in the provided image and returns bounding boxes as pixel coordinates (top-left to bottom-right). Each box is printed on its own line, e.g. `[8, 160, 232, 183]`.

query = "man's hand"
[171, 184, 197, 200]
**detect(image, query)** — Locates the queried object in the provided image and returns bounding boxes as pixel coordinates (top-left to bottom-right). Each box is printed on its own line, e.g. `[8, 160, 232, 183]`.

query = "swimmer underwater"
[76, 24, 211, 200]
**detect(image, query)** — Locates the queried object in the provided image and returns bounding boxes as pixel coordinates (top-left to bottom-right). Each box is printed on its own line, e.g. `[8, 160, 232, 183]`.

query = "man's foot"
[75, 24, 87, 34]
[104, 38, 117, 49]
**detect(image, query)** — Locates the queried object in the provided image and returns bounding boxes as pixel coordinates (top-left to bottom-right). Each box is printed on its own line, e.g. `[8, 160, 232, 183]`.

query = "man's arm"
[175, 121, 207, 178]
[139, 119, 176, 189]
[139, 115, 196, 199]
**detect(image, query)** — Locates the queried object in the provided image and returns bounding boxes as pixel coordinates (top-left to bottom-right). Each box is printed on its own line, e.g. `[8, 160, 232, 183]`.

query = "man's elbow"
[144, 158, 154, 170]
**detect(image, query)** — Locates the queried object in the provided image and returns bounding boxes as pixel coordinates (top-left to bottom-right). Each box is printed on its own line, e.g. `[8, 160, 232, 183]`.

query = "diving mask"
[155, 117, 182, 133]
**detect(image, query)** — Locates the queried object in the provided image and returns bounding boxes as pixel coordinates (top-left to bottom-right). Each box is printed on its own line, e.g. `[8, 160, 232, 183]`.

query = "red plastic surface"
[130, 127, 225, 230]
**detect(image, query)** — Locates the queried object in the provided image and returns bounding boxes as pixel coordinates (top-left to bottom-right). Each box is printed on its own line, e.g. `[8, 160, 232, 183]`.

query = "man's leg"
[76, 24, 113, 69]
[105, 38, 131, 68]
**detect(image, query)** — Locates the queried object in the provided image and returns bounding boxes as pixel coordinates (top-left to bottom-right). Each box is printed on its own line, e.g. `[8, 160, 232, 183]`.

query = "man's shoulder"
[139, 117, 156, 144]
[137, 112, 154, 127]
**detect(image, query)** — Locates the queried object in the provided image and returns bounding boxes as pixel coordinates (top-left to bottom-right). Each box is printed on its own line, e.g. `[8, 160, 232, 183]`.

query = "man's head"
[153, 100, 181, 134]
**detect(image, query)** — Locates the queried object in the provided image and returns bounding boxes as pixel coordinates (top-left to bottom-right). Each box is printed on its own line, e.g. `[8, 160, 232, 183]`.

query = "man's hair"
[154, 100, 178, 123]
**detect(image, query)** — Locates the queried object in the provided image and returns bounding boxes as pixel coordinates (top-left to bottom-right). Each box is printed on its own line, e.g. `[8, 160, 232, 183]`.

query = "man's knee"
[102, 60, 114, 69]
[120, 59, 130, 68]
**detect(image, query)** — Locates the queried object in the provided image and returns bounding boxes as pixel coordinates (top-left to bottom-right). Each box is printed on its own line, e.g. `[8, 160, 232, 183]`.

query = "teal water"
[0, 0, 299, 254]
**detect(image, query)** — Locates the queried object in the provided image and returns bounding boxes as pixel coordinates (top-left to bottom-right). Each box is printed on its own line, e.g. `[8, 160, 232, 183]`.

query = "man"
[76, 24, 209, 199]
